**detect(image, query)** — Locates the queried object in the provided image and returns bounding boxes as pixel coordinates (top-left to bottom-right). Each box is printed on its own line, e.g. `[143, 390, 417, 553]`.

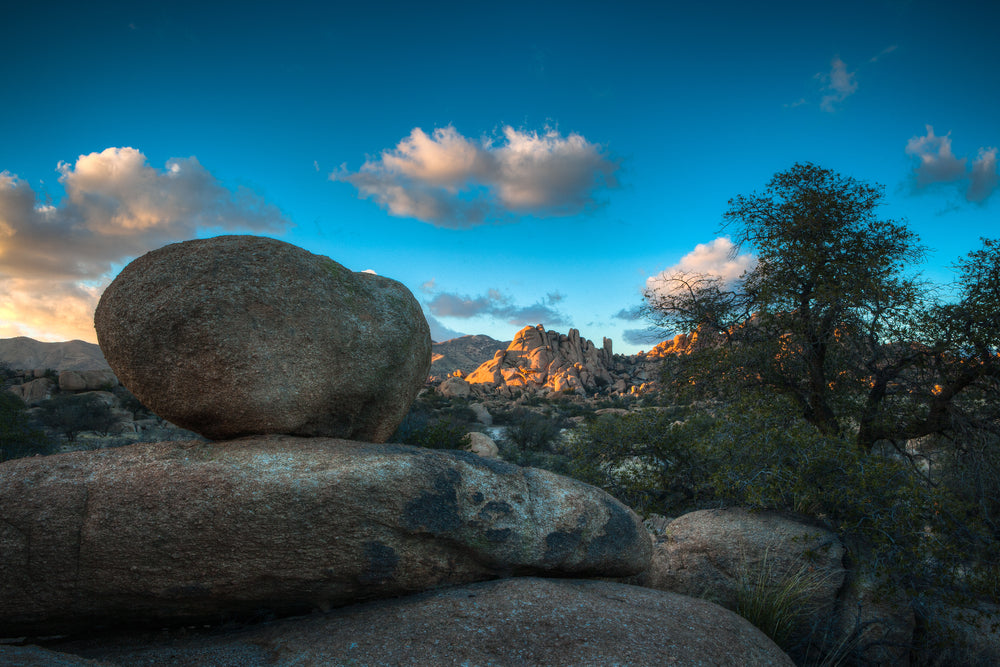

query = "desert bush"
[36, 392, 118, 441]
[504, 410, 561, 451]
[0, 391, 55, 461]
[397, 418, 471, 450]
[570, 392, 997, 625]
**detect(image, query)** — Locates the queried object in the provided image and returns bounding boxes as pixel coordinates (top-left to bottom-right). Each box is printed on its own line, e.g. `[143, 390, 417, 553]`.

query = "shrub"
[569, 392, 997, 620]
[36, 392, 118, 441]
[0, 391, 54, 461]
[398, 418, 471, 450]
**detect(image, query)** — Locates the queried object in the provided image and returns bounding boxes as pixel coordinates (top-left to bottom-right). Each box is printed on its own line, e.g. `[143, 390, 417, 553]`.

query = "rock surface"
[48, 578, 794, 666]
[637, 508, 846, 660]
[94, 235, 430, 442]
[463, 324, 667, 398]
[0, 436, 650, 636]
[0, 336, 110, 372]
[6, 377, 55, 405]
[0, 645, 114, 666]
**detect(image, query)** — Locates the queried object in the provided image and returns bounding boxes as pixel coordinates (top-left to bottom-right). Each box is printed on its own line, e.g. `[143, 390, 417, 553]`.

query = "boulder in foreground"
[94, 235, 430, 442]
[47, 578, 794, 666]
[0, 437, 650, 636]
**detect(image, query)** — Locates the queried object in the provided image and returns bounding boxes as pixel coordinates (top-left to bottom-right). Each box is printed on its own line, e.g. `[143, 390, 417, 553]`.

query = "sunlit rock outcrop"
[464, 324, 666, 397]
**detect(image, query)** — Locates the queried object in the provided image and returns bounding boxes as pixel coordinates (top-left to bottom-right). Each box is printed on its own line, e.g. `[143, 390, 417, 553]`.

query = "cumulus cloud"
[332, 125, 619, 227]
[645, 237, 757, 298]
[425, 288, 568, 326]
[818, 56, 858, 112]
[968, 147, 999, 204]
[0, 147, 290, 341]
[906, 126, 999, 204]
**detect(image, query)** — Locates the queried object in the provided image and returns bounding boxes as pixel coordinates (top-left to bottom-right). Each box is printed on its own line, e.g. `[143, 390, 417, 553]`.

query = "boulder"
[80, 370, 118, 391]
[47, 578, 794, 666]
[833, 568, 914, 665]
[0, 645, 113, 666]
[6, 378, 54, 405]
[58, 370, 87, 392]
[94, 235, 430, 442]
[437, 376, 471, 399]
[638, 508, 846, 660]
[465, 431, 499, 458]
[469, 401, 492, 425]
[0, 436, 650, 636]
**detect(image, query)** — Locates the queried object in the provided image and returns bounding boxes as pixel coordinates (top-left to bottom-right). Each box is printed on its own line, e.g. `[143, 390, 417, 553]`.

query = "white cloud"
[0, 147, 290, 342]
[645, 237, 757, 298]
[905, 126, 999, 204]
[819, 56, 858, 112]
[332, 125, 619, 227]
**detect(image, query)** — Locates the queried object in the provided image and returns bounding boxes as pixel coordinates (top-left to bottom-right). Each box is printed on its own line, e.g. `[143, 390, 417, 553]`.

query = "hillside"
[0, 337, 109, 371]
[430, 334, 507, 377]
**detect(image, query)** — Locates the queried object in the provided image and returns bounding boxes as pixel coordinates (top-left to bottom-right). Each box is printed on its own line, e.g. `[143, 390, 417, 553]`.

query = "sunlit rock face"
[94, 235, 430, 442]
[0, 436, 651, 636]
[465, 324, 667, 397]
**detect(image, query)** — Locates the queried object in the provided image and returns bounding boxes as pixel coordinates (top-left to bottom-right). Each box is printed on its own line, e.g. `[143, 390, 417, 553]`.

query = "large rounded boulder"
[94, 235, 430, 442]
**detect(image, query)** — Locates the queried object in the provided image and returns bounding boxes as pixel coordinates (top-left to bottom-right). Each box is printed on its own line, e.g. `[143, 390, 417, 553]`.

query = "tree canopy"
[644, 162, 1000, 453]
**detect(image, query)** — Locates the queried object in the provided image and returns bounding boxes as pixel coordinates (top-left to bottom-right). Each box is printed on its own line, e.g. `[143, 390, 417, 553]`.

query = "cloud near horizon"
[425, 288, 568, 327]
[645, 237, 757, 298]
[332, 125, 620, 227]
[906, 126, 999, 203]
[0, 147, 290, 341]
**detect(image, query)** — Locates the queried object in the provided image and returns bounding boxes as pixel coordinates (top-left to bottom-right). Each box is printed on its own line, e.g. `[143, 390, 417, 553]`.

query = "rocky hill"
[455, 324, 667, 398]
[0, 336, 109, 371]
[430, 334, 508, 377]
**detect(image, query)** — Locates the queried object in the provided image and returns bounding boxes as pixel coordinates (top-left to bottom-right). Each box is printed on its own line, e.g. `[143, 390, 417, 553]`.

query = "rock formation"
[94, 235, 430, 442]
[0, 437, 649, 637]
[0, 337, 109, 372]
[40, 578, 794, 666]
[463, 324, 665, 397]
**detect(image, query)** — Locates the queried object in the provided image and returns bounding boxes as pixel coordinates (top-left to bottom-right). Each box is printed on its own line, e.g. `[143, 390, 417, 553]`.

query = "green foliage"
[399, 418, 471, 450]
[570, 393, 997, 610]
[391, 390, 475, 450]
[732, 549, 837, 651]
[644, 164, 1000, 453]
[504, 410, 561, 451]
[36, 392, 117, 441]
[0, 391, 55, 461]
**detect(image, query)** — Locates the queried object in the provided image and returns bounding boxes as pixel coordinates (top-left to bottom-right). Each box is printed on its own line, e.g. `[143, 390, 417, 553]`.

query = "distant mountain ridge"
[0, 337, 110, 371]
[430, 334, 508, 377]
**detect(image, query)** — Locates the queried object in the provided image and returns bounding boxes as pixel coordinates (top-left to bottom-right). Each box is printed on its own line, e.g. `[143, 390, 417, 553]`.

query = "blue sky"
[1, 0, 997, 354]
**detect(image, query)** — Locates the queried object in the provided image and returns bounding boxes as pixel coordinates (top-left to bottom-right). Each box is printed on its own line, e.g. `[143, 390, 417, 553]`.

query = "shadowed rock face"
[45, 578, 794, 667]
[0, 437, 651, 637]
[94, 235, 430, 442]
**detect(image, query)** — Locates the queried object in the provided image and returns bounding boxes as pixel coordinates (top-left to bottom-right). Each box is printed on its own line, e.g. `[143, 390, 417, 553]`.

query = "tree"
[0, 391, 54, 461]
[645, 163, 999, 452]
[36, 392, 117, 441]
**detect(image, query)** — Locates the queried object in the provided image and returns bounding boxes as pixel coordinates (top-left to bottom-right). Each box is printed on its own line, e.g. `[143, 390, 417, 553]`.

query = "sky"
[1, 0, 997, 355]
